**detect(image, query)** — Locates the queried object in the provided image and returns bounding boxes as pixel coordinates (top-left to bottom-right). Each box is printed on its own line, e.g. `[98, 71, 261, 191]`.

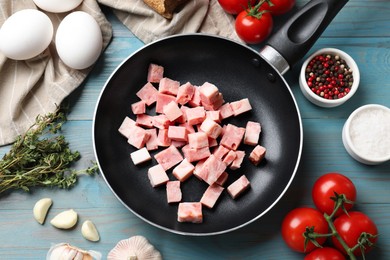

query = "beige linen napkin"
[0, 0, 112, 146]
[97, 0, 241, 44]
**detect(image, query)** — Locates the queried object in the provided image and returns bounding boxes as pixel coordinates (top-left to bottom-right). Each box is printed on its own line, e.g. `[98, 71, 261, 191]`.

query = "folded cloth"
[97, 0, 241, 44]
[0, 0, 112, 146]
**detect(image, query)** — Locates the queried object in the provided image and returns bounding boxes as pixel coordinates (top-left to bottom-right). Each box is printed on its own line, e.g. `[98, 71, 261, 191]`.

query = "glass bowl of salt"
[342, 104, 390, 165]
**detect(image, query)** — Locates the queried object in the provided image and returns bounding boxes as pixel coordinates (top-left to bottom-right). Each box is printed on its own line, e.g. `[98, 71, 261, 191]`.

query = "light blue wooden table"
[1, 0, 389, 259]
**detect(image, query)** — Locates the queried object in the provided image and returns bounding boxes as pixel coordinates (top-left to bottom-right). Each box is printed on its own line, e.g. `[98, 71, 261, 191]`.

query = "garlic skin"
[81, 220, 100, 242]
[46, 243, 102, 260]
[50, 209, 78, 229]
[33, 198, 53, 224]
[108, 236, 162, 260]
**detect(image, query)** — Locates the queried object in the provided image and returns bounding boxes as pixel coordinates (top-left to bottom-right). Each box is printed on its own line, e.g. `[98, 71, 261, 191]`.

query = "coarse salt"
[349, 106, 390, 160]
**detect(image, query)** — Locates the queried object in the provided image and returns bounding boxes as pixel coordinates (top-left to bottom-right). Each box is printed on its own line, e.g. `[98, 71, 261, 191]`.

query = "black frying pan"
[93, 0, 348, 235]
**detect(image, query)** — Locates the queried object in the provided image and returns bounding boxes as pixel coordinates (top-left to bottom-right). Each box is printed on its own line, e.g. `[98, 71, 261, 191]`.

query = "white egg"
[55, 11, 103, 70]
[32, 0, 83, 13]
[0, 9, 53, 60]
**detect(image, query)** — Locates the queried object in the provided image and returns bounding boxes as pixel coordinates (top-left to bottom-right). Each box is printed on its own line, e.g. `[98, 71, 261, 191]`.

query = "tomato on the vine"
[235, 9, 273, 44]
[304, 247, 346, 260]
[261, 0, 296, 15]
[332, 211, 378, 256]
[218, 0, 257, 15]
[312, 173, 356, 217]
[281, 207, 328, 253]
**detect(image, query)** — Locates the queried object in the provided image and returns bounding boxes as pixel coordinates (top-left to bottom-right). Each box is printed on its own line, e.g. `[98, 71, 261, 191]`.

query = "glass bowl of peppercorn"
[299, 48, 360, 107]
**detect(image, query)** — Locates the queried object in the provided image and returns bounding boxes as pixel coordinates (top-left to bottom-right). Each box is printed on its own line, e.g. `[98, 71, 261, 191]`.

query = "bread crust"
[143, 0, 189, 19]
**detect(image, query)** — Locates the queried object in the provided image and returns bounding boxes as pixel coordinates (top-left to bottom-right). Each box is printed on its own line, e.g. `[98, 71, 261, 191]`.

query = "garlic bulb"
[108, 236, 162, 260]
[46, 243, 102, 260]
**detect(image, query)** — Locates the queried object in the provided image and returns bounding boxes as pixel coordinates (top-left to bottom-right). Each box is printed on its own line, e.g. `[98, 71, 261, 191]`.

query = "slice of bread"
[143, 0, 188, 19]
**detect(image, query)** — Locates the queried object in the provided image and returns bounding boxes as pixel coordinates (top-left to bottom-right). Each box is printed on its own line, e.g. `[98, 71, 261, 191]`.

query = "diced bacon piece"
[230, 150, 245, 170]
[157, 129, 171, 147]
[231, 98, 252, 116]
[215, 172, 228, 186]
[213, 145, 230, 160]
[199, 118, 222, 139]
[176, 82, 195, 105]
[199, 82, 220, 105]
[136, 82, 158, 106]
[168, 126, 187, 142]
[206, 110, 221, 122]
[188, 86, 201, 107]
[188, 132, 208, 149]
[147, 63, 164, 83]
[118, 116, 136, 138]
[159, 77, 180, 96]
[153, 114, 171, 129]
[127, 126, 150, 149]
[171, 140, 186, 148]
[193, 159, 206, 180]
[156, 93, 176, 113]
[219, 103, 234, 119]
[249, 145, 266, 166]
[200, 184, 224, 209]
[148, 164, 169, 187]
[181, 145, 211, 163]
[166, 181, 182, 203]
[220, 124, 227, 137]
[202, 93, 224, 111]
[145, 129, 159, 151]
[196, 155, 227, 185]
[223, 150, 237, 166]
[244, 121, 261, 146]
[154, 145, 183, 171]
[131, 100, 146, 115]
[220, 124, 245, 150]
[179, 123, 195, 134]
[227, 175, 251, 199]
[185, 106, 206, 125]
[177, 202, 203, 223]
[136, 114, 153, 128]
[163, 101, 183, 122]
[130, 147, 152, 165]
[172, 159, 195, 182]
[208, 137, 218, 147]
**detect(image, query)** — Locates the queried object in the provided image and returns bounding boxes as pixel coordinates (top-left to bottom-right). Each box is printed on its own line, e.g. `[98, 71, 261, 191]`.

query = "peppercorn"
[305, 53, 354, 100]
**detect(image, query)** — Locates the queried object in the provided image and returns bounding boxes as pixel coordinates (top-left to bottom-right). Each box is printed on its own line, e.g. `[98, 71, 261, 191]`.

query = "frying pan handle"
[260, 0, 349, 75]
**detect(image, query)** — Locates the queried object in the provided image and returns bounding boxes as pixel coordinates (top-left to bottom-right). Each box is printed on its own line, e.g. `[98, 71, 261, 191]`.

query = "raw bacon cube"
[168, 126, 187, 142]
[200, 184, 224, 209]
[212, 145, 230, 160]
[199, 118, 222, 139]
[136, 82, 158, 106]
[127, 125, 150, 149]
[244, 121, 261, 146]
[220, 124, 245, 150]
[172, 158, 195, 182]
[153, 114, 171, 129]
[156, 93, 176, 114]
[230, 150, 245, 170]
[185, 106, 206, 125]
[166, 181, 182, 203]
[157, 129, 171, 147]
[249, 145, 266, 166]
[179, 123, 196, 134]
[181, 145, 211, 163]
[131, 100, 146, 115]
[163, 101, 183, 122]
[208, 138, 218, 147]
[188, 132, 209, 149]
[118, 116, 136, 138]
[136, 114, 153, 128]
[159, 77, 180, 96]
[222, 150, 237, 166]
[231, 98, 252, 116]
[199, 82, 220, 105]
[147, 63, 164, 83]
[196, 155, 226, 185]
[148, 164, 169, 187]
[177, 202, 203, 223]
[202, 93, 224, 111]
[130, 147, 152, 165]
[145, 129, 159, 151]
[219, 103, 234, 119]
[215, 172, 229, 186]
[176, 82, 195, 105]
[193, 159, 206, 180]
[206, 110, 221, 122]
[188, 87, 202, 107]
[154, 145, 184, 171]
[227, 175, 251, 199]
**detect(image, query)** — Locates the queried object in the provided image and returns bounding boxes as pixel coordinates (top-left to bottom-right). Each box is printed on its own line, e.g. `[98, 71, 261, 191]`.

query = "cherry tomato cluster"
[282, 172, 378, 259]
[218, 0, 295, 44]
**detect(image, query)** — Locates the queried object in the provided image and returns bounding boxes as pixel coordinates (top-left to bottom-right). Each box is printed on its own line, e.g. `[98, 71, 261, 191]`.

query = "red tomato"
[304, 247, 346, 260]
[235, 10, 273, 44]
[312, 173, 356, 217]
[218, 0, 257, 15]
[281, 207, 328, 253]
[332, 211, 378, 256]
[261, 0, 296, 15]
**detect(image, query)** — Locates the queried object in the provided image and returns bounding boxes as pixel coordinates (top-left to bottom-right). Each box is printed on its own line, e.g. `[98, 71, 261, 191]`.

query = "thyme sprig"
[0, 107, 98, 194]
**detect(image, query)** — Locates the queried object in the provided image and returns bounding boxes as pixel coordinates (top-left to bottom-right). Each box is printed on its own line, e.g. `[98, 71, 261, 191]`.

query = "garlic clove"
[33, 198, 53, 224]
[50, 209, 78, 229]
[46, 243, 102, 260]
[81, 220, 100, 242]
[108, 236, 162, 260]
